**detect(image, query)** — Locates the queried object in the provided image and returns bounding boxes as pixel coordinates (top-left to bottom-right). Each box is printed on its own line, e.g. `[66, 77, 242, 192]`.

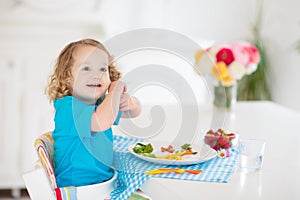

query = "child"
[46, 38, 141, 187]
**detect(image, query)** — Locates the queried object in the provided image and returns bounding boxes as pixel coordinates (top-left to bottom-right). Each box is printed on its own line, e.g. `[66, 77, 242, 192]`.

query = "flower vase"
[213, 84, 237, 109]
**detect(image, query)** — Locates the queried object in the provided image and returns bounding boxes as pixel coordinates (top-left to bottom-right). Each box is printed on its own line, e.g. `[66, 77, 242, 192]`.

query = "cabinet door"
[0, 58, 23, 186]
[18, 56, 55, 174]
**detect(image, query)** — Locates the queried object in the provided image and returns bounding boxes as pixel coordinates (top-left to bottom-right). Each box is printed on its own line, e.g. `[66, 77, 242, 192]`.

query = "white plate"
[128, 141, 217, 165]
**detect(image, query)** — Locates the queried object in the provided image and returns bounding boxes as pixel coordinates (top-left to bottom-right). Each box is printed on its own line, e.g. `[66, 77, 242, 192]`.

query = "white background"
[0, 0, 299, 191]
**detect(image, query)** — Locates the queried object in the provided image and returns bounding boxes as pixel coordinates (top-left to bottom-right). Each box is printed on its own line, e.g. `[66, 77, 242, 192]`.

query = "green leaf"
[133, 143, 153, 154]
[181, 144, 192, 151]
[143, 144, 154, 153]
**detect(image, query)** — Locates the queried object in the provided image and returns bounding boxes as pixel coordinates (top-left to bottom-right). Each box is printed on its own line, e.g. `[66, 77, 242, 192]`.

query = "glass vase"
[213, 83, 237, 109]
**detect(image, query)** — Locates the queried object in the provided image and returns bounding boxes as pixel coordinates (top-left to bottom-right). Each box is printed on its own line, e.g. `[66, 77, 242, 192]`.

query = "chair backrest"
[33, 132, 118, 200]
[34, 132, 57, 189]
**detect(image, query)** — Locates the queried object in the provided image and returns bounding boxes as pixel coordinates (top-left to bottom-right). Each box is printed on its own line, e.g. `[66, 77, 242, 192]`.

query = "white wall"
[262, 0, 300, 112]
[3, 0, 298, 112]
[98, 0, 300, 112]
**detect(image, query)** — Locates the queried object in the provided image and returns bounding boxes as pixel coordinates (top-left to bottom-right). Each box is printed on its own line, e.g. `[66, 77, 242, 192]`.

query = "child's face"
[71, 45, 111, 104]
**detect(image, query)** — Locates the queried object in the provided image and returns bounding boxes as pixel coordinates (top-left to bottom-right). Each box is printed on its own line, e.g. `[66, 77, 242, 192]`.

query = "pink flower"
[231, 42, 250, 66]
[216, 48, 235, 66]
[226, 150, 230, 157]
[246, 45, 260, 64]
[231, 42, 260, 66]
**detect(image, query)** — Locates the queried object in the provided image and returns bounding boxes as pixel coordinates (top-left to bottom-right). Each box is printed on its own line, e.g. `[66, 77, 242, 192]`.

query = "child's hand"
[108, 81, 126, 94]
[119, 93, 139, 111]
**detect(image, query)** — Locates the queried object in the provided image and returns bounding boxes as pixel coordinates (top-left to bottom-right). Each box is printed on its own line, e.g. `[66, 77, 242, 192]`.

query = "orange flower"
[211, 62, 234, 86]
[194, 49, 204, 64]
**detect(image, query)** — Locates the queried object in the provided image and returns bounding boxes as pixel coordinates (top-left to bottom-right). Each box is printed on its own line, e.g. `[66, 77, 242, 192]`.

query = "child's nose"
[92, 72, 104, 79]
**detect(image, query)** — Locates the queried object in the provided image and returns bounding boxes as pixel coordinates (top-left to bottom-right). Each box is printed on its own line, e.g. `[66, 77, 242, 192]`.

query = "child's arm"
[119, 93, 141, 118]
[91, 81, 125, 132]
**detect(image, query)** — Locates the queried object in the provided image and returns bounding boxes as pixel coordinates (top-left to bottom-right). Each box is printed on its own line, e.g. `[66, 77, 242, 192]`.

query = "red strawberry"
[223, 142, 232, 149]
[207, 129, 214, 135]
[218, 136, 229, 148]
[204, 135, 215, 142]
[213, 144, 221, 151]
[204, 129, 236, 150]
[213, 130, 221, 137]
[217, 129, 224, 135]
[227, 133, 236, 140]
[204, 135, 217, 148]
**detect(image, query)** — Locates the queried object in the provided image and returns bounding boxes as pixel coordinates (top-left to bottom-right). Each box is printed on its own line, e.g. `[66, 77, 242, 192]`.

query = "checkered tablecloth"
[110, 135, 238, 200]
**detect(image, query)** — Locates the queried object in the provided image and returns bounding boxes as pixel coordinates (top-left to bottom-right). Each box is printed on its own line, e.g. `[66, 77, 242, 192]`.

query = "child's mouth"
[87, 83, 102, 88]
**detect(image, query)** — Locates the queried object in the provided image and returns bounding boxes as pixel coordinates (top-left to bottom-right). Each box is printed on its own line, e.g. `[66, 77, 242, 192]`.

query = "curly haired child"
[46, 38, 141, 187]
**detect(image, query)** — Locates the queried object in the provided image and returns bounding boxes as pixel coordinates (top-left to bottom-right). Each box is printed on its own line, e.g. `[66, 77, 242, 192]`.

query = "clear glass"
[239, 139, 266, 173]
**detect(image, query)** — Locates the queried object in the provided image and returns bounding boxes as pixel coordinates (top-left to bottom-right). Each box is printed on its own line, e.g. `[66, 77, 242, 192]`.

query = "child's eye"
[82, 66, 91, 71]
[100, 67, 107, 72]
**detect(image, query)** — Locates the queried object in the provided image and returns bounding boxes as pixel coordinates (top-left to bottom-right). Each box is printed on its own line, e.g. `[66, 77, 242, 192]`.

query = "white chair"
[22, 132, 117, 200]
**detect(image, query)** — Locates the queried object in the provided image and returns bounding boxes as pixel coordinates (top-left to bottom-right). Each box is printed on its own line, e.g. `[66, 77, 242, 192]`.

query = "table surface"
[134, 101, 300, 200]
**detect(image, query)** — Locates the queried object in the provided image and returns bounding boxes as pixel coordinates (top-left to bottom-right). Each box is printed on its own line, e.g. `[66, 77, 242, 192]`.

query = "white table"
[137, 101, 300, 200]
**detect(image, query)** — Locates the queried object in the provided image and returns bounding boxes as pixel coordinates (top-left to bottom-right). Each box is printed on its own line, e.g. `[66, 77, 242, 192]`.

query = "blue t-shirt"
[52, 96, 121, 187]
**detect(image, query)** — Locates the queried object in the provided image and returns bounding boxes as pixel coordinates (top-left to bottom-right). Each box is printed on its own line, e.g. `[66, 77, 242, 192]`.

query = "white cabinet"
[0, 55, 55, 195]
[19, 55, 56, 172]
[0, 59, 23, 188]
[0, 1, 104, 195]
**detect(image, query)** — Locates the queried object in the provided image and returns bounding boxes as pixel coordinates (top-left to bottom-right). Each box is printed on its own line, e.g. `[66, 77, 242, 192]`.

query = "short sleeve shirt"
[52, 96, 121, 187]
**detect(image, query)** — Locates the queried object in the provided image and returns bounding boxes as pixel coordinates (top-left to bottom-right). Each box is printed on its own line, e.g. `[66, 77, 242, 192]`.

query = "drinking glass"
[239, 139, 266, 173]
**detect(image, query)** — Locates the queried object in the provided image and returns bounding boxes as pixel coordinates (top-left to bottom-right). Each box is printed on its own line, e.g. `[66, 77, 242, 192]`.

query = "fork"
[146, 168, 202, 175]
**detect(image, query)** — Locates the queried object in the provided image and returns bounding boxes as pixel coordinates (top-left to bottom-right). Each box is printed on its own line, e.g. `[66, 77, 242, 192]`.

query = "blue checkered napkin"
[110, 170, 149, 200]
[110, 136, 150, 200]
[152, 147, 238, 182]
[110, 136, 239, 199]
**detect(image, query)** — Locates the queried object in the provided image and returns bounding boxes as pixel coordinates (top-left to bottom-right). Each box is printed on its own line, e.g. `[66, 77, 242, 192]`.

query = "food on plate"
[156, 152, 183, 160]
[204, 129, 236, 150]
[146, 168, 203, 175]
[180, 144, 197, 155]
[181, 143, 192, 151]
[132, 142, 198, 160]
[132, 143, 156, 158]
[161, 145, 175, 153]
[133, 143, 154, 154]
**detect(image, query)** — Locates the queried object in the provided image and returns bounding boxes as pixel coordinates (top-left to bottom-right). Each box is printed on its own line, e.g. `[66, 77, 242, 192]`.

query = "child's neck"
[72, 95, 97, 105]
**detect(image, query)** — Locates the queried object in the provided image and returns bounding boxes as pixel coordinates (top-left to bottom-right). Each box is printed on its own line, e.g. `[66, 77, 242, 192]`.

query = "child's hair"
[46, 38, 121, 102]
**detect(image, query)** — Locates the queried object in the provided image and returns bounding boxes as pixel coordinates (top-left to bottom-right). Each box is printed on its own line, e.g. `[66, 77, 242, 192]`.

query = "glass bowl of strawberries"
[204, 129, 236, 150]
